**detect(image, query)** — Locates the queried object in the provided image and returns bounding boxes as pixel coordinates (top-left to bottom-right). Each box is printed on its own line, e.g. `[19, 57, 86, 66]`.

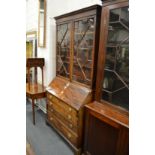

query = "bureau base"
[46, 119, 82, 155]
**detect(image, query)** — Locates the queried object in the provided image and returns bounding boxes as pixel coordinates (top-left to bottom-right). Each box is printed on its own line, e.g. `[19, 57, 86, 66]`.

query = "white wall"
[26, 0, 38, 31]
[26, 0, 102, 86]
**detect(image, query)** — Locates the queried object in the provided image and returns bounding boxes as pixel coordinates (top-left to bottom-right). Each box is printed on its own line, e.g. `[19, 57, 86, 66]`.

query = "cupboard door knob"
[51, 109, 53, 112]
[69, 107, 72, 112]
[50, 117, 53, 121]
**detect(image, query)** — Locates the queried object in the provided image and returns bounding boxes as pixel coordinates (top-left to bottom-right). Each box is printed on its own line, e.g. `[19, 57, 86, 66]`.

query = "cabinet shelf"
[106, 44, 118, 48]
[74, 31, 94, 35]
[72, 75, 91, 83]
[73, 63, 92, 69]
[102, 88, 111, 93]
[104, 68, 113, 72]
[63, 61, 70, 64]
[107, 43, 129, 48]
[76, 47, 93, 50]
[109, 21, 129, 30]
[60, 47, 69, 49]
[104, 68, 129, 83]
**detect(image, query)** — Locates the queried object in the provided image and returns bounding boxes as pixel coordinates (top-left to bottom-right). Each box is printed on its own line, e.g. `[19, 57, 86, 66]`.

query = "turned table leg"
[32, 99, 35, 125]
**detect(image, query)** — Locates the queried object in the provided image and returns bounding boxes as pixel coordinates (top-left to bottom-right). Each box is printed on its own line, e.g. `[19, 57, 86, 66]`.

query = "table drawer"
[48, 112, 78, 147]
[47, 99, 78, 127]
[47, 106, 78, 134]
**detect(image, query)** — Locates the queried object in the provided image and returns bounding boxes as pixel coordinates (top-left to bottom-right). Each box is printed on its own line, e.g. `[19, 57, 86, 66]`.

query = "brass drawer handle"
[67, 133, 72, 138]
[48, 95, 53, 100]
[49, 101, 53, 105]
[68, 115, 71, 120]
[69, 107, 72, 112]
[69, 124, 73, 128]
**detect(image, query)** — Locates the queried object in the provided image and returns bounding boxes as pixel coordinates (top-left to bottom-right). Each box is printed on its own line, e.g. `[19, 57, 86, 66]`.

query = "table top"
[26, 83, 46, 99]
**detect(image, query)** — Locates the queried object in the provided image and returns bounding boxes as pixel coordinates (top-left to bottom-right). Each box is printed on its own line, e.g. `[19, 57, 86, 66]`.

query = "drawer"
[47, 99, 78, 127]
[47, 93, 77, 117]
[47, 106, 78, 134]
[47, 93, 53, 100]
[48, 112, 78, 147]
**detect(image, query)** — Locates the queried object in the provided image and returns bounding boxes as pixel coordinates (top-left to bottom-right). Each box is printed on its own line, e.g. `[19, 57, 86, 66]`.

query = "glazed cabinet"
[46, 5, 101, 155]
[83, 1, 129, 155]
[56, 5, 101, 88]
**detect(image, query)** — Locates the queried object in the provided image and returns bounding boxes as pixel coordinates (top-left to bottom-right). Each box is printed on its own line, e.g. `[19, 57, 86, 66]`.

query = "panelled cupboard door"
[83, 102, 129, 155]
[85, 114, 119, 155]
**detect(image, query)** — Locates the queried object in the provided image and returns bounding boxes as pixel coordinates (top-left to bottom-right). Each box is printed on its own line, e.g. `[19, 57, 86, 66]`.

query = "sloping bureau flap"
[46, 77, 92, 110]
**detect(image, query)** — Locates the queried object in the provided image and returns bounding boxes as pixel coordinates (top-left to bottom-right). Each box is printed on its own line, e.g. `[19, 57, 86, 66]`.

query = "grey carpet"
[26, 101, 74, 155]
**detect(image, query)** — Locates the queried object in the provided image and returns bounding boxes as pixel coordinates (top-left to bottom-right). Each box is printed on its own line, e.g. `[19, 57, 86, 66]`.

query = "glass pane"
[102, 6, 129, 110]
[56, 23, 71, 78]
[72, 17, 95, 85]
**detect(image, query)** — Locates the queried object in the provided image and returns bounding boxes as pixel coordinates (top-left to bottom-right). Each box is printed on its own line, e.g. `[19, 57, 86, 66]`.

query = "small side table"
[26, 58, 46, 125]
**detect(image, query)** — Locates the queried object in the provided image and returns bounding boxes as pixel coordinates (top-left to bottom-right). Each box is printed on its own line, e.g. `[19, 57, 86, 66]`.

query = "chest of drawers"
[46, 77, 92, 155]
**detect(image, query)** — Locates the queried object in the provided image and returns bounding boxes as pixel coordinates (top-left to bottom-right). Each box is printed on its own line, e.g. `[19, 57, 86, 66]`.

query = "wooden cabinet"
[83, 1, 129, 155]
[46, 5, 101, 155]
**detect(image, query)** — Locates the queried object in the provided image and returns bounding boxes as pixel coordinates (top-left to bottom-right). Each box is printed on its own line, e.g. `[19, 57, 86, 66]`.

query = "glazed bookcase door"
[102, 4, 129, 110]
[56, 23, 71, 78]
[72, 17, 96, 86]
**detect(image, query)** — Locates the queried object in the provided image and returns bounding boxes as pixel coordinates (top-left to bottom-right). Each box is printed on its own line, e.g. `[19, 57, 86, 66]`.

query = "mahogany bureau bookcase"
[83, 0, 129, 155]
[46, 5, 101, 155]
